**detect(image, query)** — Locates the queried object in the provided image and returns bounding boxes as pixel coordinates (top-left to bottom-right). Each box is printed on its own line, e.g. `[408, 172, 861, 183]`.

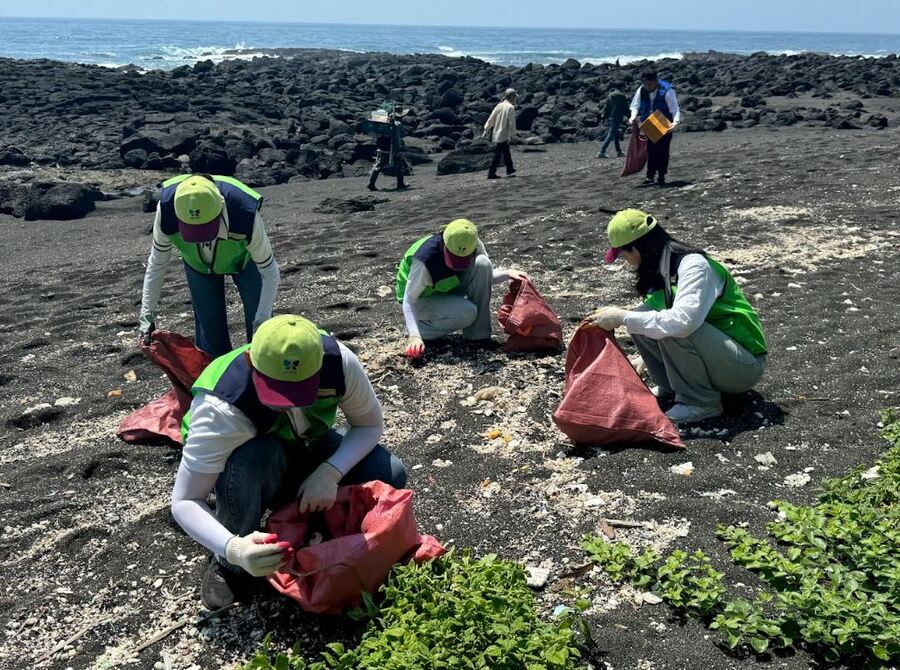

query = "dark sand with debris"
[2, 126, 899, 670]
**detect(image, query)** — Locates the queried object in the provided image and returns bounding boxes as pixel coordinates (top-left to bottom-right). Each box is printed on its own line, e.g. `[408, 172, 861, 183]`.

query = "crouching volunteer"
[396, 218, 527, 358]
[170, 314, 407, 608]
[138, 174, 280, 357]
[589, 209, 767, 424]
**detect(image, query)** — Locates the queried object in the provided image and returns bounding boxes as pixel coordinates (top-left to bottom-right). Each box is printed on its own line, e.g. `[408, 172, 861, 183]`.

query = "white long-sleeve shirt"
[629, 85, 681, 125]
[402, 241, 509, 338]
[139, 204, 280, 331]
[623, 253, 724, 339]
[170, 342, 381, 556]
[484, 100, 517, 143]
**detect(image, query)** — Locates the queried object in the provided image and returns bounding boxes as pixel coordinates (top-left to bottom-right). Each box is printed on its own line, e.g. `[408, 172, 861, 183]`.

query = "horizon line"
[1, 16, 900, 37]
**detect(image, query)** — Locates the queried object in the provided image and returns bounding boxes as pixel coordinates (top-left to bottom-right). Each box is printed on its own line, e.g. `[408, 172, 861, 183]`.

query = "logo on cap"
[283, 359, 300, 372]
[189, 208, 201, 220]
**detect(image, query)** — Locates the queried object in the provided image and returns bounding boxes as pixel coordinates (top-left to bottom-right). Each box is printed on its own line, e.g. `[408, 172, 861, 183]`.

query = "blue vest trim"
[159, 176, 261, 239]
[413, 233, 462, 287]
[204, 336, 345, 433]
[638, 80, 673, 122]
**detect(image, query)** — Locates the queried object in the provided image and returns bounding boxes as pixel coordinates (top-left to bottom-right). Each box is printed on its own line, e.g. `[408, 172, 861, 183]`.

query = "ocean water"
[0, 17, 898, 70]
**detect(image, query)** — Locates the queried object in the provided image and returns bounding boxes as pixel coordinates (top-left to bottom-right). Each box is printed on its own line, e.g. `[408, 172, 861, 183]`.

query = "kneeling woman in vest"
[590, 210, 767, 424]
[396, 218, 527, 358]
[139, 174, 280, 357]
[170, 315, 407, 609]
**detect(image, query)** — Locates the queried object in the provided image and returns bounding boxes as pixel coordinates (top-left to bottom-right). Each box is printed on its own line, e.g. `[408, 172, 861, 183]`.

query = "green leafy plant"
[244, 551, 587, 670]
[584, 409, 900, 667]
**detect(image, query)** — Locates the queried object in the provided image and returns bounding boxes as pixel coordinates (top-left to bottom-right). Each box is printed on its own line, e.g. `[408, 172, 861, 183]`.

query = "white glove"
[588, 306, 628, 331]
[629, 354, 647, 376]
[297, 462, 343, 514]
[224, 532, 289, 577]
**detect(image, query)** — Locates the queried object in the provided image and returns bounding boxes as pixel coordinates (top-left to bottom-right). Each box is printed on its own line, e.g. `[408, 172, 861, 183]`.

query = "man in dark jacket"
[598, 90, 629, 158]
[629, 72, 682, 186]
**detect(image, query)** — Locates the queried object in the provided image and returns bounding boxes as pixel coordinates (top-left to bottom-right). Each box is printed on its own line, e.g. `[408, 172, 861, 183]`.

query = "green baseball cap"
[174, 177, 224, 242]
[442, 218, 479, 270]
[604, 209, 657, 263]
[249, 315, 324, 409]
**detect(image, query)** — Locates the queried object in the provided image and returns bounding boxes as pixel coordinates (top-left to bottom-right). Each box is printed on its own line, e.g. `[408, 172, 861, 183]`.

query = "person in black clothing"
[629, 72, 682, 186]
[367, 106, 408, 191]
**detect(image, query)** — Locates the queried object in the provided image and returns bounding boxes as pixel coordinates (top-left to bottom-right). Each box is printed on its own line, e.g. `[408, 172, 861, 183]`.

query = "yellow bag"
[640, 110, 672, 144]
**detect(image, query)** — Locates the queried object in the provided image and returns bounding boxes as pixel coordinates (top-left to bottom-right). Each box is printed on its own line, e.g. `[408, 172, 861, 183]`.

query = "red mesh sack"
[497, 278, 563, 352]
[116, 331, 212, 445]
[621, 123, 648, 177]
[266, 481, 447, 614]
[552, 324, 683, 449]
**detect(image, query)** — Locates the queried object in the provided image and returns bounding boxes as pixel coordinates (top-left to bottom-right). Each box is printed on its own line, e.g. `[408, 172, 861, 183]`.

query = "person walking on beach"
[598, 89, 629, 158]
[629, 72, 681, 186]
[396, 218, 528, 358]
[138, 174, 279, 358]
[367, 104, 409, 191]
[170, 314, 407, 608]
[484, 88, 518, 180]
[587, 209, 767, 424]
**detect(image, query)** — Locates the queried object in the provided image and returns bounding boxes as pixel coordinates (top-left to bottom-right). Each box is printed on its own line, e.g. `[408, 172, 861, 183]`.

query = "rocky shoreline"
[0, 49, 898, 218]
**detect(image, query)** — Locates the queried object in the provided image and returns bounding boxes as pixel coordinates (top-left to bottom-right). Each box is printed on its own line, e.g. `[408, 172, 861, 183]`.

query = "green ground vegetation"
[245, 552, 587, 670]
[582, 409, 900, 667]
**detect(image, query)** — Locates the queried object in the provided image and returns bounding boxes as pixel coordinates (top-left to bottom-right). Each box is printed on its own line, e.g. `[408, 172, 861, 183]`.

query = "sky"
[3, 0, 900, 34]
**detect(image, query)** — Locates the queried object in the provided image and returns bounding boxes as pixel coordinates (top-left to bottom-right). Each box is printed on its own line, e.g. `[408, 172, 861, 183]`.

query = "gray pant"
[414, 254, 493, 340]
[631, 322, 766, 409]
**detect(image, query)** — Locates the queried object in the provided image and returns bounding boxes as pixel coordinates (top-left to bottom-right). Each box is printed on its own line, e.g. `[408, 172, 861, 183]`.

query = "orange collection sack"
[497, 278, 563, 352]
[621, 122, 648, 177]
[552, 324, 683, 449]
[266, 482, 447, 614]
[116, 331, 211, 445]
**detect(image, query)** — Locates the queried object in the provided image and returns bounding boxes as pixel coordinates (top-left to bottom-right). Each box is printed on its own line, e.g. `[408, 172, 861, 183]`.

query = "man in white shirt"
[170, 314, 407, 609]
[395, 219, 527, 359]
[138, 174, 280, 357]
[484, 88, 518, 180]
[629, 72, 682, 186]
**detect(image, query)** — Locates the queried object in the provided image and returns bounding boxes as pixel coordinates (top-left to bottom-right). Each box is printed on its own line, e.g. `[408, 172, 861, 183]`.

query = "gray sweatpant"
[631, 322, 766, 409]
[414, 254, 493, 340]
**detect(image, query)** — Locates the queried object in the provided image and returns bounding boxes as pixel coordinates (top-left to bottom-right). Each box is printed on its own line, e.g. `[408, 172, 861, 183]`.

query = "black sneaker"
[201, 558, 255, 610]
[657, 175, 666, 187]
[366, 183, 378, 191]
[506, 168, 517, 176]
[487, 174, 501, 180]
[642, 175, 655, 185]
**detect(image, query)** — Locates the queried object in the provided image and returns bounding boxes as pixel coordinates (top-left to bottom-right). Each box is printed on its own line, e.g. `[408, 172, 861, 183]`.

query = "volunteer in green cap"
[170, 314, 407, 608]
[588, 209, 767, 424]
[138, 174, 280, 357]
[396, 219, 528, 358]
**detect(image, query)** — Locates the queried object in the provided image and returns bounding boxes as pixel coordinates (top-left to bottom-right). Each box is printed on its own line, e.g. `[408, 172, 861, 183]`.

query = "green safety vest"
[395, 234, 463, 302]
[159, 175, 263, 276]
[181, 335, 343, 448]
[644, 256, 767, 355]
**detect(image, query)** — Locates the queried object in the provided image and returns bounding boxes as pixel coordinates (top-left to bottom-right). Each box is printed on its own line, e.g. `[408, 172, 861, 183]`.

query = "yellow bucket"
[640, 110, 673, 143]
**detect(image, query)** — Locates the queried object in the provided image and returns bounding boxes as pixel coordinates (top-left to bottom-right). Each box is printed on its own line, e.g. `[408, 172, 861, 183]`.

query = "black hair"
[620, 223, 706, 297]
[641, 71, 658, 82]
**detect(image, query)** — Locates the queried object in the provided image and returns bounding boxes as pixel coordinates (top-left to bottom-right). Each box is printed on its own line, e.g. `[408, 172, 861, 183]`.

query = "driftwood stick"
[37, 618, 110, 664]
[132, 603, 238, 654]
[603, 518, 649, 529]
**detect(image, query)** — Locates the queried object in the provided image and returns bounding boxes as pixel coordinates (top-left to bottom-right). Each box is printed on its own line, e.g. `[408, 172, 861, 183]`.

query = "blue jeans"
[599, 123, 623, 156]
[214, 430, 408, 572]
[183, 262, 262, 358]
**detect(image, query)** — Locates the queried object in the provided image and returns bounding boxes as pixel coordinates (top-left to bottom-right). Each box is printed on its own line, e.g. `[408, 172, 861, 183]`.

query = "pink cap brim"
[604, 247, 621, 264]
[252, 369, 321, 409]
[179, 218, 220, 243]
[444, 247, 475, 270]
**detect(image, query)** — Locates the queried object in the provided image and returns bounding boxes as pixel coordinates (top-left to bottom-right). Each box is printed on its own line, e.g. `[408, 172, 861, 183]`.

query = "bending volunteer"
[170, 315, 407, 609]
[138, 174, 280, 357]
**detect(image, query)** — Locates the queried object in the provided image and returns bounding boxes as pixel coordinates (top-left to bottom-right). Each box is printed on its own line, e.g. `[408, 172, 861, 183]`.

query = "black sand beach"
[1, 51, 899, 670]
